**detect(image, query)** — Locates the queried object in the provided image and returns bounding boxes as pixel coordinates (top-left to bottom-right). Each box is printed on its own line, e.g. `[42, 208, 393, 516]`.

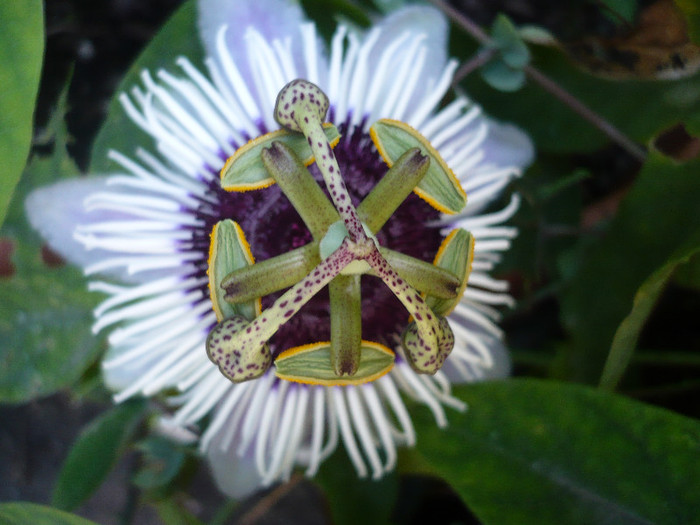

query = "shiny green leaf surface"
[415, 379, 700, 525]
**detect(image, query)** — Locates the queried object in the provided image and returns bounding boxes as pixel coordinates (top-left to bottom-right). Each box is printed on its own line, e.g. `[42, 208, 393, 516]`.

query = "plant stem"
[429, 0, 647, 163]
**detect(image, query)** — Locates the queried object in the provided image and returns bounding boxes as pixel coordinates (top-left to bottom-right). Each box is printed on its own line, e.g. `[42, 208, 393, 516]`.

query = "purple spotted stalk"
[274, 79, 367, 242]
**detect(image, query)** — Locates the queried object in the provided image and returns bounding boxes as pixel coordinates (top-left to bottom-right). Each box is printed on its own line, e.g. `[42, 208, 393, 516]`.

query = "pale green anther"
[212, 239, 356, 379]
[274, 79, 366, 241]
[223, 243, 320, 304]
[206, 316, 271, 383]
[260, 141, 339, 240]
[370, 119, 467, 215]
[220, 124, 341, 191]
[275, 341, 395, 386]
[208, 219, 258, 322]
[426, 229, 475, 316]
[357, 148, 430, 233]
[401, 316, 455, 375]
[329, 275, 362, 376]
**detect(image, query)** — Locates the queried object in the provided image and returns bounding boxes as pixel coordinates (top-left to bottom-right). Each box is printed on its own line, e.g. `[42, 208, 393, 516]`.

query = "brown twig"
[237, 474, 304, 525]
[451, 48, 496, 87]
[429, 0, 647, 163]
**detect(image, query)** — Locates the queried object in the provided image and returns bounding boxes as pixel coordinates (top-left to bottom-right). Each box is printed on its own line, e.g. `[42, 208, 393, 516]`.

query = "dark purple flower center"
[193, 120, 443, 354]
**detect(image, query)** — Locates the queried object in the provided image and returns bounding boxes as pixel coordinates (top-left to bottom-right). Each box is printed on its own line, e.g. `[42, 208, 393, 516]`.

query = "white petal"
[480, 119, 535, 171]
[206, 422, 264, 499]
[370, 6, 449, 114]
[24, 177, 152, 283]
[198, 0, 306, 104]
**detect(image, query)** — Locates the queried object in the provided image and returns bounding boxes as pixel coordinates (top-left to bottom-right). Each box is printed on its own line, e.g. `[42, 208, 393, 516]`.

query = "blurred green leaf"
[133, 436, 186, 490]
[0, 502, 98, 525]
[490, 14, 530, 68]
[480, 14, 530, 92]
[0, 94, 102, 404]
[152, 498, 204, 525]
[90, 0, 203, 172]
[52, 399, 148, 511]
[600, 243, 700, 389]
[0, 273, 103, 403]
[560, 153, 700, 382]
[673, 251, 700, 290]
[0, 1, 44, 228]
[315, 447, 399, 525]
[460, 44, 700, 153]
[480, 59, 527, 92]
[414, 379, 700, 525]
[598, 0, 639, 24]
[371, 0, 406, 15]
[675, 0, 700, 44]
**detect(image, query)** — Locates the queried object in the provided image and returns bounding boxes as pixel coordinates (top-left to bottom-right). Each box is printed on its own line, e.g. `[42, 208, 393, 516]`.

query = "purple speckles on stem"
[274, 79, 366, 243]
[209, 240, 356, 382]
[206, 316, 272, 382]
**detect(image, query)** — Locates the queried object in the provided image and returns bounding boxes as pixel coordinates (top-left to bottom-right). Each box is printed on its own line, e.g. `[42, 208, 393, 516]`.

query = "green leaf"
[673, 251, 700, 290]
[133, 436, 186, 490]
[0, 103, 101, 404]
[599, 0, 639, 24]
[560, 153, 700, 382]
[600, 242, 700, 389]
[300, 0, 371, 42]
[370, 119, 467, 214]
[274, 341, 395, 386]
[152, 498, 205, 525]
[490, 14, 530, 68]
[315, 447, 399, 525]
[0, 502, 99, 525]
[0, 276, 103, 403]
[90, 0, 202, 172]
[414, 379, 700, 525]
[0, 1, 44, 228]
[480, 58, 527, 92]
[52, 399, 148, 511]
[675, 0, 700, 44]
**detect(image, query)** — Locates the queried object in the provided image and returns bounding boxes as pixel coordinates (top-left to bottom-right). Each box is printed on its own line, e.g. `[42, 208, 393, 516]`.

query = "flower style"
[26, 0, 533, 497]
